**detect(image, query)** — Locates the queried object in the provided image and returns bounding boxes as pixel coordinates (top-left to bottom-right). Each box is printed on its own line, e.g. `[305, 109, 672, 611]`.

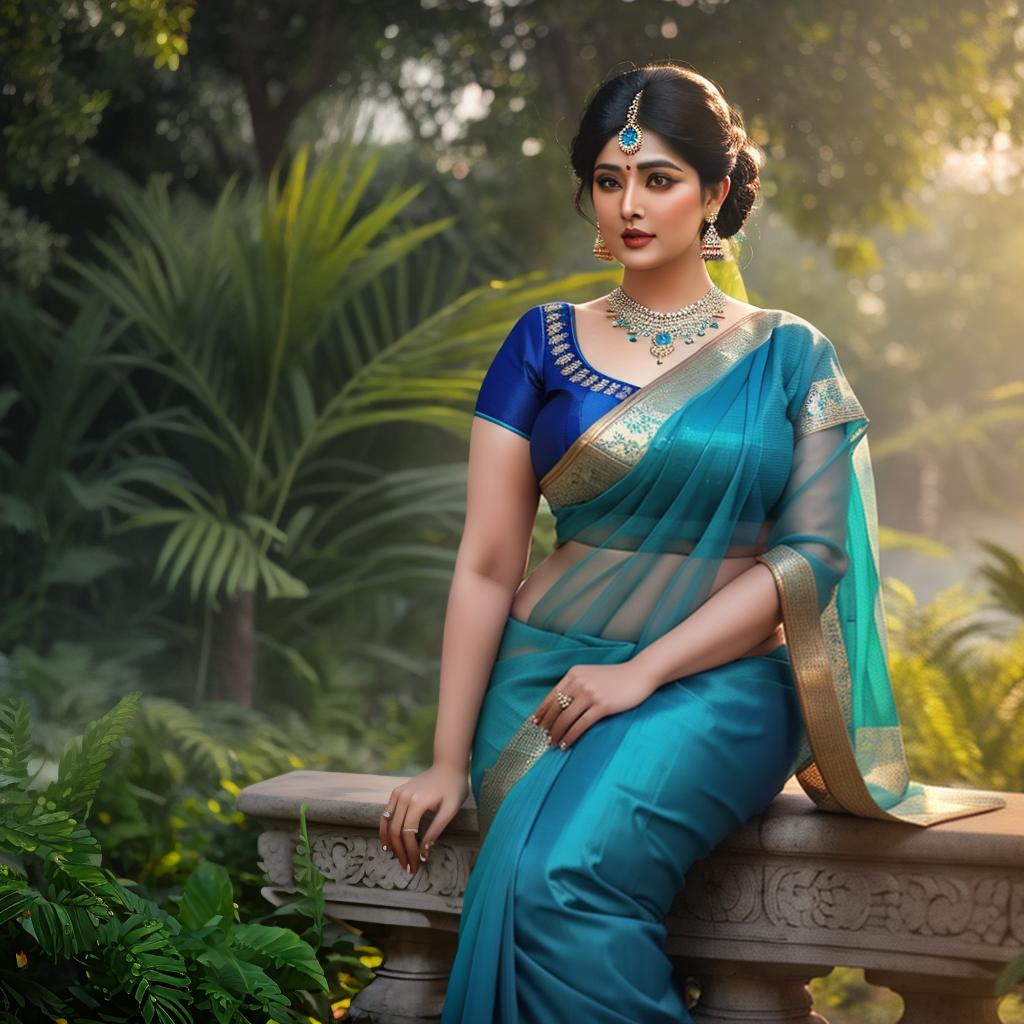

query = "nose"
[619, 173, 644, 223]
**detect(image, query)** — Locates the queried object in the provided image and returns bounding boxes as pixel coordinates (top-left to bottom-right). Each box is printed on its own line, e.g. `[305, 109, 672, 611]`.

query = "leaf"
[0, 698, 32, 785]
[0, 495, 34, 533]
[195, 947, 290, 1007]
[41, 545, 130, 586]
[179, 860, 236, 935]
[229, 923, 328, 992]
[45, 692, 142, 820]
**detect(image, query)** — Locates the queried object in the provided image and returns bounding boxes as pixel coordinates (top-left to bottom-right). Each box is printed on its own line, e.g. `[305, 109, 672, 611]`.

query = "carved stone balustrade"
[238, 771, 1024, 1024]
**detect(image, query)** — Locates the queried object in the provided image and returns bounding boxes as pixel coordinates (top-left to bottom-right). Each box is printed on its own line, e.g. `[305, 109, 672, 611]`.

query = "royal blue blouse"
[473, 302, 640, 480]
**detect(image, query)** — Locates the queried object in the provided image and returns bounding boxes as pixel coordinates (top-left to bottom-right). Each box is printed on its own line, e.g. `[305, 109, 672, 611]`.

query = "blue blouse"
[473, 302, 640, 480]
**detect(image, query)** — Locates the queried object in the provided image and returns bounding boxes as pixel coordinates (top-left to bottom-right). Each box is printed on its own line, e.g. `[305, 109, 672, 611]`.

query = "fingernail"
[382, 844, 388, 851]
[559, 740, 567, 750]
[406, 863, 412, 875]
[419, 852, 427, 862]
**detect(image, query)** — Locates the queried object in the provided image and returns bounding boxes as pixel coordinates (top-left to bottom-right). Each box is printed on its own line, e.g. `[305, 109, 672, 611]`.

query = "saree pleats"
[443, 307, 1003, 1022]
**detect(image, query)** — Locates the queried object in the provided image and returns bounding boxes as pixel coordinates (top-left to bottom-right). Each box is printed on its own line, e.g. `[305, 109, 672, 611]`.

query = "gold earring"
[593, 225, 614, 261]
[699, 209, 725, 261]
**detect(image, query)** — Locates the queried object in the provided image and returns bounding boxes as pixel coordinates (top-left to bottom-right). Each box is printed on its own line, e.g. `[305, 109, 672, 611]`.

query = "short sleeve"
[473, 307, 546, 440]
[787, 330, 867, 441]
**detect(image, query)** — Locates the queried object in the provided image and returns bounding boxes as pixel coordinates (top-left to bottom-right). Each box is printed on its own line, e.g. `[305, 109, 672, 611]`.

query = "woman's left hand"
[531, 661, 659, 751]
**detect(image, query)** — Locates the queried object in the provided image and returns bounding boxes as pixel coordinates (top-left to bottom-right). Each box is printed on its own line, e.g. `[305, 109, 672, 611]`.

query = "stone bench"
[238, 771, 1024, 1023]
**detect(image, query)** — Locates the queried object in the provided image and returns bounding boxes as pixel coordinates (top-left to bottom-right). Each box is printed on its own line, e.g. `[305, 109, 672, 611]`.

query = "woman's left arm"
[628, 562, 783, 690]
[534, 565, 783, 750]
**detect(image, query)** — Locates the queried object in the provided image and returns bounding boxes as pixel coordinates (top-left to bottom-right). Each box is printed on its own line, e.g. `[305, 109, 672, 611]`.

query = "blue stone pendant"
[618, 125, 642, 153]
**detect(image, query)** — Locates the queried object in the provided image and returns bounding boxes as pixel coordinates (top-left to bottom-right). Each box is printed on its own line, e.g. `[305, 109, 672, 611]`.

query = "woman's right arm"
[380, 415, 540, 874]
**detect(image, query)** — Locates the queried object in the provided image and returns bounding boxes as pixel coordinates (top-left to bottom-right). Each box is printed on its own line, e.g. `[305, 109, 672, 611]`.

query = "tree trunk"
[215, 588, 256, 708]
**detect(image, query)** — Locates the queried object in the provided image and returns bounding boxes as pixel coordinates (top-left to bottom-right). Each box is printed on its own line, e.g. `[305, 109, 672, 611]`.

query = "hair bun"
[717, 138, 762, 240]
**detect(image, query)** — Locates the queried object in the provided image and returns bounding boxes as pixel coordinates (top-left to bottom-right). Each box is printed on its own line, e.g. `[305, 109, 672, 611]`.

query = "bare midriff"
[509, 530, 786, 657]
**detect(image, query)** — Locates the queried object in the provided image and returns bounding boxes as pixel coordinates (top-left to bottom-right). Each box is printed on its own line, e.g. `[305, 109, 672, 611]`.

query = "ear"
[712, 175, 731, 208]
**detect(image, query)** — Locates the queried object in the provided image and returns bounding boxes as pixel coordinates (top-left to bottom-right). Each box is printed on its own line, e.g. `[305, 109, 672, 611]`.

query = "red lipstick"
[622, 228, 655, 249]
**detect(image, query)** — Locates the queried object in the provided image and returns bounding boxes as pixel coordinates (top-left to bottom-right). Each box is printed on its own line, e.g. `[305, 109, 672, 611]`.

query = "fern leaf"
[0, 697, 31, 787]
[45, 692, 142, 820]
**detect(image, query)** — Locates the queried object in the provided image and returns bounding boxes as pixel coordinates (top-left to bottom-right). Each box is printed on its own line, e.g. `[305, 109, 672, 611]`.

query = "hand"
[379, 761, 469, 876]
[531, 660, 659, 752]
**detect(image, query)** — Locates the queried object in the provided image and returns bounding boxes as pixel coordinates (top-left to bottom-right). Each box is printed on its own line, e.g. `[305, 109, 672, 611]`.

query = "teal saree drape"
[441, 304, 1003, 1024]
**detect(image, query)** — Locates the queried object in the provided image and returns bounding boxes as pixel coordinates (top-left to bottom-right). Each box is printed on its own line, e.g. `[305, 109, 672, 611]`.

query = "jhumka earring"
[700, 209, 725, 261]
[593, 226, 614, 261]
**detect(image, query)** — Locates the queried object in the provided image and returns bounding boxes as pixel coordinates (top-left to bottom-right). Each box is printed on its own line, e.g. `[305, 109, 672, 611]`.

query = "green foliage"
[0, 693, 334, 1023]
[808, 967, 900, 1024]
[975, 540, 1024, 622]
[0, 286, 176, 653]
[0, 0, 194, 191]
[288, 806, 326, 949]
[885, 577, 1024, 791]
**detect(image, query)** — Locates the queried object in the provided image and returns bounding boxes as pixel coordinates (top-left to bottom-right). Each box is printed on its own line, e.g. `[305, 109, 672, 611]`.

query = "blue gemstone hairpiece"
[617, 88, 644, 155]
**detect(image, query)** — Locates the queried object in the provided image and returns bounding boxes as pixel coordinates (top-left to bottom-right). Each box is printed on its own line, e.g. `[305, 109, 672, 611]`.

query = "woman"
[377, 63, 1004, 1022]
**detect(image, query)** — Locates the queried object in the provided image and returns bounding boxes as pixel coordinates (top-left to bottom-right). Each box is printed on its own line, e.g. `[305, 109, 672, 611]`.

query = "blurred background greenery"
[2, 1, 1023, 1020]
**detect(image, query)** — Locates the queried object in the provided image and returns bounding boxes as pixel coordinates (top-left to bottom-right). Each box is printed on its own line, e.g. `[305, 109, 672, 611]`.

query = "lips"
[621, 230, 655, 249]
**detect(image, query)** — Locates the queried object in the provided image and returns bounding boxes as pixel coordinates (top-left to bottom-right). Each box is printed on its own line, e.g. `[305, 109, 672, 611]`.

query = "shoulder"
[767, 308, 838, 348]
[762, 309, 848, 372]
[487, 304, 549, 384]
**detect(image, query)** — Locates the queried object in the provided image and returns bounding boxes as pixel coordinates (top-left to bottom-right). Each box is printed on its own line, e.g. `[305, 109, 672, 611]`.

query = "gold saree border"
[478, 716, 550, 839]
[794, 374, 867, 440]
[756, 543, 1006, 826]
[539, 309, 791, 506]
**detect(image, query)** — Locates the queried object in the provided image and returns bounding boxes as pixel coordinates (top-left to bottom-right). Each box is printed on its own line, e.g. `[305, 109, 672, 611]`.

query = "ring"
[556, 690, 573, 708]
[401, 827, 418, 832]
[381, 809, 393, 819]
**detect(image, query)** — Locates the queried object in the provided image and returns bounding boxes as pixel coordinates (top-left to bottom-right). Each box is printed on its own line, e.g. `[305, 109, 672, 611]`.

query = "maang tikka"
[593, 89, 646, 261]
[618, 88, 645, 154]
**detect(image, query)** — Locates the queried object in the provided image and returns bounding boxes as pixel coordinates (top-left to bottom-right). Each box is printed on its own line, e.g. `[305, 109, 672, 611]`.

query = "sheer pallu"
[440, 307, 1003, 1024]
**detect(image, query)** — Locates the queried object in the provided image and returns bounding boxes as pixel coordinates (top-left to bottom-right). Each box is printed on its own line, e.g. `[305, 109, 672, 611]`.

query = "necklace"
[604, 283, 728, 365]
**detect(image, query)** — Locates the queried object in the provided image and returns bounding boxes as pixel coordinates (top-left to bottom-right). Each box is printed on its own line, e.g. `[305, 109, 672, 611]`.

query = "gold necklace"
[605, 284, 728, 365]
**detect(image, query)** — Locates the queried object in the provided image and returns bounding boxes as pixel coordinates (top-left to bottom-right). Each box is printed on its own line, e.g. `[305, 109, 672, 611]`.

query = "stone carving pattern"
[676, 858, 1024, 948]
[256, 829, 475, 898]
[310, 833, 473, 897]
[257, 830, 295, 886]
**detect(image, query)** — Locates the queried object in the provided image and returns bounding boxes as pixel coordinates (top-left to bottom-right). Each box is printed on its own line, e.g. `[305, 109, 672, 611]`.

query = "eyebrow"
[594, 159, 684, 172]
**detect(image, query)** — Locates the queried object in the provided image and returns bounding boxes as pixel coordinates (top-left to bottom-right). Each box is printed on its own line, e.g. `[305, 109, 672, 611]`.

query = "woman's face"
[590, 127, 729, 267]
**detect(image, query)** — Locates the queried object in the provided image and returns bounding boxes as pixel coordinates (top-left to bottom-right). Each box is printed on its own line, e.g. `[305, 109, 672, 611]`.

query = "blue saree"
[441, 299, 1004, 1023]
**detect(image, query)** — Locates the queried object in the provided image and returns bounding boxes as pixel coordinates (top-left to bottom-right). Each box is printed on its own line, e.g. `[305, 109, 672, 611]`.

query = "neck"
[619, 247, 716, 310]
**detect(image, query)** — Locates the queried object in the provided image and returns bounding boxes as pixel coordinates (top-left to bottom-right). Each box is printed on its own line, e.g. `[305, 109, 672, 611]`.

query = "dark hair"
[569, 61, 763, 241]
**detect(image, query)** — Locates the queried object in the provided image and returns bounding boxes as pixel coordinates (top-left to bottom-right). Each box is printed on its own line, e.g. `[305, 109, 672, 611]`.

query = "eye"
[648, 173, 674, 187]
[596, 175, 620, 189]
